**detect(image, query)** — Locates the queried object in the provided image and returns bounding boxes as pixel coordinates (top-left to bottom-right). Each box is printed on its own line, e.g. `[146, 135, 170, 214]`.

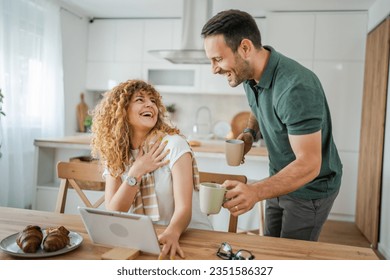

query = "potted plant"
[84, 115, 92, 133]
[166, 103, 176, 114]
[165, 103, 177, 126]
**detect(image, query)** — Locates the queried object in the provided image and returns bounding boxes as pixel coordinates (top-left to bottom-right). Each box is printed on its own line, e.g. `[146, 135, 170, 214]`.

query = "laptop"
[78, 207, 161, 255]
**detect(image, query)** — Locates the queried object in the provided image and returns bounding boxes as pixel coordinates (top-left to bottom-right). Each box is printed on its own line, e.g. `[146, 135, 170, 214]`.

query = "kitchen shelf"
[33, 136, 92, 211]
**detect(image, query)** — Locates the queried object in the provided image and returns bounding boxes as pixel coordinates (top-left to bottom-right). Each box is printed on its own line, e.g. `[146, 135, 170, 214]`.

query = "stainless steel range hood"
[148, 0, 211, 64]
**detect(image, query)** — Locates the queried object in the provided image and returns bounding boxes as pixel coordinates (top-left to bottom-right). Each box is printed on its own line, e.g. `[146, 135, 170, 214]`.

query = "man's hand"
[236, 132, 254, 164]
[222, 180, 259, 216]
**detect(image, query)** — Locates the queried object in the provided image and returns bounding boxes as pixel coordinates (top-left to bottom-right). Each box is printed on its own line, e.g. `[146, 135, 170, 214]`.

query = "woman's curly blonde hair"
[91, 79, 179, 178]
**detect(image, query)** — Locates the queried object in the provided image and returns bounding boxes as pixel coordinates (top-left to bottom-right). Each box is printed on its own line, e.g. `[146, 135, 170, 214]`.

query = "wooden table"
[0, 207, 379, 260]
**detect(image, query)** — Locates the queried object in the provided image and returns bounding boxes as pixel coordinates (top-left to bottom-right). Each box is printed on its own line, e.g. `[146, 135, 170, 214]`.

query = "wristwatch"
[243, 128, 257, 140]
[125, 175, 138, 187]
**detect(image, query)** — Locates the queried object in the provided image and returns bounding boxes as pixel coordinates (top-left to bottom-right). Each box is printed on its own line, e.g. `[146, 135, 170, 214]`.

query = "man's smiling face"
[204, 34, 251, 87]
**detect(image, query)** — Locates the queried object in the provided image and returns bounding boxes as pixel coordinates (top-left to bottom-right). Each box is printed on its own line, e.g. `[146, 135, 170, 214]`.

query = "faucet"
[193, 106, 212, 137]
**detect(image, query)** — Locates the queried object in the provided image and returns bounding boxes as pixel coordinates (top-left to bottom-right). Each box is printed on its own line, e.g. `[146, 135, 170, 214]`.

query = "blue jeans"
[264, 190, 339, 241]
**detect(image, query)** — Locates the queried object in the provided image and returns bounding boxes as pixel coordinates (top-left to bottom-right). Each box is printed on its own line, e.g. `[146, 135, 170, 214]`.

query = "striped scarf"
[130, 133, 200, 221]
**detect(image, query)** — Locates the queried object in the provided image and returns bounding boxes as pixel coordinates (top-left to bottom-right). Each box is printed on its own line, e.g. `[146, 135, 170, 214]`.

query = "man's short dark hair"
[201, 9, 262, 52]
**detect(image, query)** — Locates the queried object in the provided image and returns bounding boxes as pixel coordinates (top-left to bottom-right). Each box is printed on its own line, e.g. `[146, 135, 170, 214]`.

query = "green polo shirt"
[244, 46, 342, 199]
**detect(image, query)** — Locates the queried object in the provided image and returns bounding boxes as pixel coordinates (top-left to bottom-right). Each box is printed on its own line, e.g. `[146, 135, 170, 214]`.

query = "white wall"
[60, 8, 90, 136]
[161, 92, 249, 137]
[380, 61, 390, 260]
[368, 0, 390, 31]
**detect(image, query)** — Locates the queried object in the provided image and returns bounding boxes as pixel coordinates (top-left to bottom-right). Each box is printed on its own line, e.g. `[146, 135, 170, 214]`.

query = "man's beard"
[227, 54, 252, 87]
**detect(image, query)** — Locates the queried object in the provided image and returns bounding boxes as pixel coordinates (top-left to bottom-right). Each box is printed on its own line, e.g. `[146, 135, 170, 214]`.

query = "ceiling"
[63, 0, 376, 19]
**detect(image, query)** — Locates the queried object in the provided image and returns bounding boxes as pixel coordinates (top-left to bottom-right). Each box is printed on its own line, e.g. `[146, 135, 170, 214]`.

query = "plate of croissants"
[0, 225, 83, 258]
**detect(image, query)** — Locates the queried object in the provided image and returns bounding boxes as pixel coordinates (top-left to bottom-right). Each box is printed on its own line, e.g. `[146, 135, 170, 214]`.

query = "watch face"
[126, 176, 137, 186]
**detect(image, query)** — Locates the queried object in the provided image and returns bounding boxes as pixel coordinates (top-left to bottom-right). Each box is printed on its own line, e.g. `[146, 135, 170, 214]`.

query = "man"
[201, 10, 342, 241]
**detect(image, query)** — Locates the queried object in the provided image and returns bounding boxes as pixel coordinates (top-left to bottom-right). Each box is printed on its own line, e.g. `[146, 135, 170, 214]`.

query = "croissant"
[42, 226, 70, 252]
[16, 225, 43, 253]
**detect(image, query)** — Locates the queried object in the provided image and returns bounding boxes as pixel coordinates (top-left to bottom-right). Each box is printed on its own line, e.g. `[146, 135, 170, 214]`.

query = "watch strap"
[243, 128, 257, 140]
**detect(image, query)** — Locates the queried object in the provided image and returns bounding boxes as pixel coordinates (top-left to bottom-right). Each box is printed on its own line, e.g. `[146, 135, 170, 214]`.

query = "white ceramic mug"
[199, 182, 227, 214]
[225, 139, 244, 166]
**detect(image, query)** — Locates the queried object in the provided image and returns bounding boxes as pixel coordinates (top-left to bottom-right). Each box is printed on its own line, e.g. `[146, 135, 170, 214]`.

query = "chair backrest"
[55, 161, 106, 213]
[198, 171, 247, 233]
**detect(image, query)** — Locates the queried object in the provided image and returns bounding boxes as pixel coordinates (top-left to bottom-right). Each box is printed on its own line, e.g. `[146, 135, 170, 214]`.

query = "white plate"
[0, 230, 83, 258]
[213, 121, 231, 139]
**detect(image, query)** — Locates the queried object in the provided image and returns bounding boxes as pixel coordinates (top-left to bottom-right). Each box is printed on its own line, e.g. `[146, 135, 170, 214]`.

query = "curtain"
[0, 0, 64, 208]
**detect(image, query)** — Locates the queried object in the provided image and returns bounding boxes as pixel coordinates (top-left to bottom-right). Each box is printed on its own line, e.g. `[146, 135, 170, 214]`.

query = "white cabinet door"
[115, 20, 144, 62]
[87, 20, 116, 62]
[86, 62, 143, 91]
[255, 18, 267, 44]
[314, 12, 367, 61]
[86, 62, 114, 90]
[36, 186, 105, 214]
[266, 13, 315, 61]
[86, 20, 145, 90]
[329, 151, 359, 221]
[195, 153, 269, 182]
[313, 61, 364, 152]
[143, 19, 181, 64]
[144, 63, 201, 93]
[312, 12, 367, 221]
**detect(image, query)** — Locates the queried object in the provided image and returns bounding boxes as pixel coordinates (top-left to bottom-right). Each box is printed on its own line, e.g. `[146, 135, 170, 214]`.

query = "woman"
[91, 79, 212, 259]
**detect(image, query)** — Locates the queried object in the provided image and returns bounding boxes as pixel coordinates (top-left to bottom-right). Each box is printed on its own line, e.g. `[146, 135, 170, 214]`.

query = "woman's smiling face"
[128, 91, 158, 133]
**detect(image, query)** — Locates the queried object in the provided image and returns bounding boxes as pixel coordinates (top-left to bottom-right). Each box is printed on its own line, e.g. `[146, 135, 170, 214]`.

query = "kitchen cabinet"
[144, 63, 201, 93]
[266, 13, 314, 72]
[86, 18, 185, 91]
[86, 17, 267, 95]
[86, 19, 145, 90]
[87, 19, 144, 62]
[143, 19, 181, 63]
[195, 152, 269, 182]
[87, 20, 116, 62]
[266, 13, 315, 68]
[86, 62, 143, 90]
[314, 13, 367, 61]
[142, 19, 210, 93]
[33, 137, 103, 213]
[115, 20, 144, 62]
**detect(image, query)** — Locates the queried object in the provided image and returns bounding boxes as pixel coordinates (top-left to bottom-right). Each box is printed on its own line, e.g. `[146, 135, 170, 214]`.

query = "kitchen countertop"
[34, 135, 268, 157]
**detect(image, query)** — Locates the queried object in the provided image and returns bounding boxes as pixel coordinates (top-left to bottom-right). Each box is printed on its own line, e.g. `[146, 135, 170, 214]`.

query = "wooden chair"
[198, 171, 247, 233]
[55, 161, 106, 213]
